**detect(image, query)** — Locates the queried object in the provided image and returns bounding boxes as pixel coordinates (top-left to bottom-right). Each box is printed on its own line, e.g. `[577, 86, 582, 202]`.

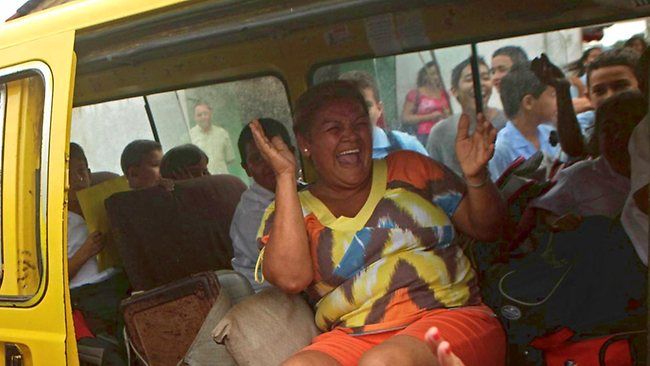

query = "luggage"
[121, 271, 221, 366]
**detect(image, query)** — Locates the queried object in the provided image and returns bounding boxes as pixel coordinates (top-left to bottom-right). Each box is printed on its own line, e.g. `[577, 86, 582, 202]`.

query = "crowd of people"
[66, 33, 649, 365]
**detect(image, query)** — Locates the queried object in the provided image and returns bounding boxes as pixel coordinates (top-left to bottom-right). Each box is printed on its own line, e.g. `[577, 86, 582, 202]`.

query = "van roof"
[2, 0, 648, 106]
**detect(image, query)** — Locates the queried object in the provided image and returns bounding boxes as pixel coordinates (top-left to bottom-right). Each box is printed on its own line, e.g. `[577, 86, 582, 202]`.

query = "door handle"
[5, 344, 23, 366]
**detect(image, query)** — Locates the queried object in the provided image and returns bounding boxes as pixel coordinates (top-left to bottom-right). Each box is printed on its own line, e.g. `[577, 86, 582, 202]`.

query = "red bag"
[531, 328, 633, 366]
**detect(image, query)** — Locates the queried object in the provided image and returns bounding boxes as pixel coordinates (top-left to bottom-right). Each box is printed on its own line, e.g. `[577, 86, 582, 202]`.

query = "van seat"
[106, 174, 247, 291]
[90, 171, 120, 186]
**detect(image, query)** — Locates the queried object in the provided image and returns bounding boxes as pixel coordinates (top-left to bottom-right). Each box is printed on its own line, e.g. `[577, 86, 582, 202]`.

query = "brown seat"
[106, 174, 246, 291]
[90, 171, 120, 186]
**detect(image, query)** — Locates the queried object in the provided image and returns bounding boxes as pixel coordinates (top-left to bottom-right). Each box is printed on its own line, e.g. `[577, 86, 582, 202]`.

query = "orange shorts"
[301, 305, 505, 366]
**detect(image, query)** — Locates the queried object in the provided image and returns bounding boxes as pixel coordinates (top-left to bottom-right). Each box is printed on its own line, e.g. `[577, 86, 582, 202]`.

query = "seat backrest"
[122, 271, 222, 366]
[106, 174, 247, 291]
[90, 171, 120, 186]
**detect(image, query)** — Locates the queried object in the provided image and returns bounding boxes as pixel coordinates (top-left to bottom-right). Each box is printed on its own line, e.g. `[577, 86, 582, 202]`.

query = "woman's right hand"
[250, 119, 296, 178]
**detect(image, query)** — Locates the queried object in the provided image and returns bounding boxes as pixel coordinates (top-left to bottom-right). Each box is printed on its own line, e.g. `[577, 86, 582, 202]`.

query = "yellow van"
[0, 0, 649, 364]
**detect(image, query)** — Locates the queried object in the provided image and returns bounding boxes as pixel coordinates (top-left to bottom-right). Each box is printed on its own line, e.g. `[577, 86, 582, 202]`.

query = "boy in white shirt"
[69, 143, 129, 364]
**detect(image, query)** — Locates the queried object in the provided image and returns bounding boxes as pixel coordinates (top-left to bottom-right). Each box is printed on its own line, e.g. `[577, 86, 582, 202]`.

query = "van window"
[0, 64, 49, 300]
[71, 97, 155, 174]
[72, 75, 295, 184]
[148, 75, 295, 183]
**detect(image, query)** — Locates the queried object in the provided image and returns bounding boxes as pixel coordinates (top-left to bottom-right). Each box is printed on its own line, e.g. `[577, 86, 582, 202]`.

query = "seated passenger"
[338, 70, 428, 159]
[251, 80, 506, 365]
[489, 65, 560, 179]
[427, 56, 507, 176]
[532, 91, 646, 230]
[160, 143, 210, 180]
[68, 143, 129, 365]
[230, 118, 296, 292]
[120, 139, 166, 189]
[531, 49, 639, 158]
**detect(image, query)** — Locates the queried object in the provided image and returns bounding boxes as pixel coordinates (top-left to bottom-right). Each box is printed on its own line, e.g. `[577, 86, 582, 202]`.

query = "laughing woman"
[251, 80, 506, 366]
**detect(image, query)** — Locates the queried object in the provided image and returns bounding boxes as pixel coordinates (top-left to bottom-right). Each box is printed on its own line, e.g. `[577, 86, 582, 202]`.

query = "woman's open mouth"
[336, 148, 361, 166]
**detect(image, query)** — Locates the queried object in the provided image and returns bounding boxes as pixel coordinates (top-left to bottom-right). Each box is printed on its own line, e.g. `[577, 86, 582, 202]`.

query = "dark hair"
[416, 61, 442, 88]
[238, 118, 292, 165]
[625, 34, 647, 50]
[160, 144, 209, 178]
[566, 46, 602, 77]
[70, 142, 88, 166]
[451, 56, 487, 89]
[492, 46, 529, 66]
[499, 64, 548, 119]
[339, 70, 381, 102]
[589, 90, 647, 155]
[586, 48, 639, 88]
[120, 140, 162, 174]
[293, 80, 368, 136]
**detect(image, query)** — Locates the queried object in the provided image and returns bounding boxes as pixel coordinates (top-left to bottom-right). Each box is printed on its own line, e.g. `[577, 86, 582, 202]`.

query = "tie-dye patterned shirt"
[258, 151, 481, 334]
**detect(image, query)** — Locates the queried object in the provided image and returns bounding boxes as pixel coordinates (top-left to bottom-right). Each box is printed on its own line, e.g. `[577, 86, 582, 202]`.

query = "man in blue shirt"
[339, 71, 428, 159]
[489, 65, 560, 179]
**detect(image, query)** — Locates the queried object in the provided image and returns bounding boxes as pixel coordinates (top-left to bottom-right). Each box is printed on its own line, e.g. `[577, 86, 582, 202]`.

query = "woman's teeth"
[336, 149, 361, 165]
[338, 149, 360, 156]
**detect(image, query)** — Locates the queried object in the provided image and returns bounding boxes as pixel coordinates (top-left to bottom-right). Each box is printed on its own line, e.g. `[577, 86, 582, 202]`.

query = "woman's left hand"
[425, 327, 465, 366]
[455, 113, 496, 181]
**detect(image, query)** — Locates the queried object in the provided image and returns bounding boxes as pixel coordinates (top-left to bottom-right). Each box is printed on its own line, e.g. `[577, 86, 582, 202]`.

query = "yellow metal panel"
[0, 30, 77, 365]
[0, 0, 191, 51]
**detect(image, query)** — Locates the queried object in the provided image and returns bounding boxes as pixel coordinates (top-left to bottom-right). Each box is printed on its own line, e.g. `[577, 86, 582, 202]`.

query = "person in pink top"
[402, 61, 451, 144]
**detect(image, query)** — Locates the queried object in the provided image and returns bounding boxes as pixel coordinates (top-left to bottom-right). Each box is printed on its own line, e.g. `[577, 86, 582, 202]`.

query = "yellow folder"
[77, 176, 131, 270]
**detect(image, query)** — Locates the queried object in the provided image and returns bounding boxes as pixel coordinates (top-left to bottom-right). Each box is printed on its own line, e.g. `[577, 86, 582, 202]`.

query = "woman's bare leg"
[282, 350, 341, 366]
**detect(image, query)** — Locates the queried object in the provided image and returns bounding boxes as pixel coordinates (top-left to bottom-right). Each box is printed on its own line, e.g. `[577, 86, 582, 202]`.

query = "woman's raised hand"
[455, 113, 496, 181]
[250, 119, 296, 178]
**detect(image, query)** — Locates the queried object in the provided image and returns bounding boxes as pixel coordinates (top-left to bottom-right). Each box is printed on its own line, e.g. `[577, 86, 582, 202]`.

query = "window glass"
[147, 76, 295, 184]
[313, 19, 647, 180]
[71, 98, 155, 174]
[0, 67, 47, 300]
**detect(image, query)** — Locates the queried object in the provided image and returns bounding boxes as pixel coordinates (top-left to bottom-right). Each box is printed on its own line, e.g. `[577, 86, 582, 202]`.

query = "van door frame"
[0, 30, 78, 365]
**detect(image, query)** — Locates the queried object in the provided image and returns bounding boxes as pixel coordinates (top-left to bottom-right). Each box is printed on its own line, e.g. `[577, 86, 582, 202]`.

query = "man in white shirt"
[532, 91, 646, 231]
[230, 118, 296, 291]
[189, 102, 235, 175]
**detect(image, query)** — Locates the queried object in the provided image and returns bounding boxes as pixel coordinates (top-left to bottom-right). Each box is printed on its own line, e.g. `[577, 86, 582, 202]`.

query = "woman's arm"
[250, 121, 312, 293]
[452, 114, 505, 241]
